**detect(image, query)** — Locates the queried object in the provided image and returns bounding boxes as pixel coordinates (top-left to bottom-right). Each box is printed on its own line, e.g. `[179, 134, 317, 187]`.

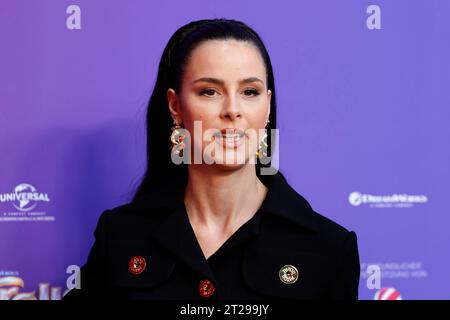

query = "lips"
[214, 127, 246, 147]
[219, 127, 244, 138]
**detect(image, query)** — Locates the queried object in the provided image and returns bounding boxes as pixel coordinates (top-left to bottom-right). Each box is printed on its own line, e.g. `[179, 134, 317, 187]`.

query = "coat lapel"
[150, 201, 217, 283]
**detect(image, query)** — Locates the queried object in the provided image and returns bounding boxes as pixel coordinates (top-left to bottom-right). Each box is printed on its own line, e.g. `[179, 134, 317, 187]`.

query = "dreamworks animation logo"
[0, 183, 50, 212]
[349, 191, 428, 208]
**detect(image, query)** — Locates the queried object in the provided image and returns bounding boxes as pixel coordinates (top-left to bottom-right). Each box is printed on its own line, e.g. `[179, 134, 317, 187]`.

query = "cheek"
[245, 96, 270, 126]
[248, 108, 269, 128]
[183, 106, 217, 131]
[181, 95, 214, 121]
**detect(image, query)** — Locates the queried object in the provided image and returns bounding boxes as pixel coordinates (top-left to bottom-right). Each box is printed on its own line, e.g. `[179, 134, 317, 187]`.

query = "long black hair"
[132, 18, 278, 202]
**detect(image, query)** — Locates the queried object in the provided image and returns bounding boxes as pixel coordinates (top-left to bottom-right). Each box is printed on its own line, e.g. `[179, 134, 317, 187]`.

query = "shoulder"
[93, 175, 189, 238]
[246, 180, 360, 299]
[260, 170, 357, 250]
[311, 209, 356, 246]
[254, 173, 360, 298]
[91, 199, 174, 243]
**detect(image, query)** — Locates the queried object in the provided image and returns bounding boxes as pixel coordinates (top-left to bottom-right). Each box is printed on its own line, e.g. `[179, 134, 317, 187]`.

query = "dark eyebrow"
[192, 77, 264, 85]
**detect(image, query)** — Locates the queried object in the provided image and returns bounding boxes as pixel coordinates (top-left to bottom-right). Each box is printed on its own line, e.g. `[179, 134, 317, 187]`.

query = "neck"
[184, 164, 267, 231]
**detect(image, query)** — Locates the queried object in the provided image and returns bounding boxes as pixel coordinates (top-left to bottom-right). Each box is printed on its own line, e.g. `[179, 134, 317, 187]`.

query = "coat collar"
[131, 169, 318, 283]
[132, 169, 318, 232]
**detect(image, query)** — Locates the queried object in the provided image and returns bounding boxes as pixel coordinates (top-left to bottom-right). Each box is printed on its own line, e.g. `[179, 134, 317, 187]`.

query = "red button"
[128, 256, 146, 275]
[198, 279, 215, 298]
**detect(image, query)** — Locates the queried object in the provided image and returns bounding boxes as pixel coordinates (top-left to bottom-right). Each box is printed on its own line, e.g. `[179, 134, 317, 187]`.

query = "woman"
[64, 18, 360, 300]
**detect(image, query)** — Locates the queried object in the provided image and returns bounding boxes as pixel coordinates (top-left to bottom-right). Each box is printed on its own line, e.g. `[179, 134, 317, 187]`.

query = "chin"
[214, 161, 247, 172]
[211, 150, 256, 170]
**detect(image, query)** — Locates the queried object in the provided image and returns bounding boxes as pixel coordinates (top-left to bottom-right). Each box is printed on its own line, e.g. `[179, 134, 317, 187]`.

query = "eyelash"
[199, 88, 260, 97]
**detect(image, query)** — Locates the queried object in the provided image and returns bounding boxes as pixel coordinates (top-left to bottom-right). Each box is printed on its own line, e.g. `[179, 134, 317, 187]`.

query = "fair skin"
[167, 39, 272, 260]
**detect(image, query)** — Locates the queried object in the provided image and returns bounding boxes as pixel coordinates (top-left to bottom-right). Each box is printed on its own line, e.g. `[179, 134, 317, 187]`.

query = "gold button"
[279, 264, 299, 284]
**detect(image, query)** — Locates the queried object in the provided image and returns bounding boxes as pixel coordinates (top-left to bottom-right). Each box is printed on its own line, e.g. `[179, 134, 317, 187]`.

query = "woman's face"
[167, 39, 271, 170]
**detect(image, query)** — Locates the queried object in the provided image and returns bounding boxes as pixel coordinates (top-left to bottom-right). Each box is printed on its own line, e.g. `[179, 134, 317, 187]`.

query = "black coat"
[64, 171, 360, 300]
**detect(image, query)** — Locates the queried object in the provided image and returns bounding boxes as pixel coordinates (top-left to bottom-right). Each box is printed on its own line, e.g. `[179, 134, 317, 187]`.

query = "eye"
[243, 88, 260, 97]
[199, 89, 218, 97]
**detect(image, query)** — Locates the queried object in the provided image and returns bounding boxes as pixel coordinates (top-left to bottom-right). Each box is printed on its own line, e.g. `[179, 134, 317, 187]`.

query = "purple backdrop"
[1, 0, 449, 300]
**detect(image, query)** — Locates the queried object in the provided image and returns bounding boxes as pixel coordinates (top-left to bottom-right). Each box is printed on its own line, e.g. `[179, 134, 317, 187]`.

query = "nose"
[220, 95, 242, 121]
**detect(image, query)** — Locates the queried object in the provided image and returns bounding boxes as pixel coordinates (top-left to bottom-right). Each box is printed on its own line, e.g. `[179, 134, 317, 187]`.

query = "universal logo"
[349, 192, 428, 208]
[0, 184, 54, 222]
[0, 183, 50, 211]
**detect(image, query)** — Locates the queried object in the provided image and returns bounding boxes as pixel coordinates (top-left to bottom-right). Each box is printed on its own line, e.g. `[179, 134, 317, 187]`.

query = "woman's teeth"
[222, 134, 243, 140]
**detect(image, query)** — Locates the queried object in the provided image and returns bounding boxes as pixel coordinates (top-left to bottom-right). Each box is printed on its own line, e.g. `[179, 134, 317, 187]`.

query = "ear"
[167, 88, 183, 124]
[266, 89, 272, 123]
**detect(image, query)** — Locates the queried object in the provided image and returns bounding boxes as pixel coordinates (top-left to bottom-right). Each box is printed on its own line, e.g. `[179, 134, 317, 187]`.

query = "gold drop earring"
[256, 119, 269, 159]
[170, 120, 186, 157]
